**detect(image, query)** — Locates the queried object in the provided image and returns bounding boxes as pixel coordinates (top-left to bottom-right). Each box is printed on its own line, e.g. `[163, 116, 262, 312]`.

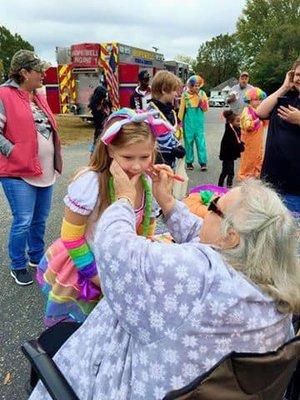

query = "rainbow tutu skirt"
[36, 238, 101, 327]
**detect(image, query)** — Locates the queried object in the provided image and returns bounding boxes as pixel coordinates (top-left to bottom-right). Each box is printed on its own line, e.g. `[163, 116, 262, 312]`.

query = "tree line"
[0, 26, 34, 82]
[177, 0, 300, 94]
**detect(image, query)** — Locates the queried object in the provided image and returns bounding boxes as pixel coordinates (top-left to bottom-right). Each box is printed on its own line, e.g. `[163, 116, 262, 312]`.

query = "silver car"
[209, 96, 226, 107]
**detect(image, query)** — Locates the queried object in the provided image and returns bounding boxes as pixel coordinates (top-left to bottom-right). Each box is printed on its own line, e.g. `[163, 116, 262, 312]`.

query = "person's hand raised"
[282, 70, 295, 92]
[147, 164, 175, 215]
[109, 160, 139, 207]
[227, 93, 236, 104]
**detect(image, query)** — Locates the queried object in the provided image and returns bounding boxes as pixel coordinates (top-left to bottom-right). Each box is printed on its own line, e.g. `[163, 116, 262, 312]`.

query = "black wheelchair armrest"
[21, 340, 80, 400]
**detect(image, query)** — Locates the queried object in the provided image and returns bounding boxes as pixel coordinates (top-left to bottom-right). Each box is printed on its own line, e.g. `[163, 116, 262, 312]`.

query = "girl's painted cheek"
[144, 160, 152, 170]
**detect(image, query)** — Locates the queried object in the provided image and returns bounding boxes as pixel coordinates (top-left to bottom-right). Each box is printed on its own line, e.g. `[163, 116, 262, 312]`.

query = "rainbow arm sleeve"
[61, 218, 98, 278]
[241, 107, 262, 132]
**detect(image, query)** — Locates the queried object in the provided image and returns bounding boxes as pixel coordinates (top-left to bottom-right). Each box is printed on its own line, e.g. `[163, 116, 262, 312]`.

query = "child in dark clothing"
[218, 110, 244, 188]
[88, 86, 112, 154]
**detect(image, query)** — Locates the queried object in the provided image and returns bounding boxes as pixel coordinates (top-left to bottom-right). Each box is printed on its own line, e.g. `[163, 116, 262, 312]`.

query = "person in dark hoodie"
[88, 85, 112, 154]
[256, 59, 300, 218]
[218, 110, 244, 188]
[147, 70, 186, 169]
[0, 50, 62, 286]
[130, 70, 152, 110]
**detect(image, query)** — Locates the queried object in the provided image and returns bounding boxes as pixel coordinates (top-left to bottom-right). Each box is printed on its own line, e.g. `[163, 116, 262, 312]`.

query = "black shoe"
[10, 269, 33, 286]
[28, 261, 39, 268]
[200, 164, 207, 171]
[186, 163, 194, 171]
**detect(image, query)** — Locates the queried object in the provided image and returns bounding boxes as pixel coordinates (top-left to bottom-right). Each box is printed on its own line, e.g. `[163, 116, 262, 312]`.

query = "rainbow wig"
[187, 75, 204, 88]
[243, 87, 266, 104]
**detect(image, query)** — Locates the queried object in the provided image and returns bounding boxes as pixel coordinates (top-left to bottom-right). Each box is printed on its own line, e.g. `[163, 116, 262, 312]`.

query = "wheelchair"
[23, 321, 300, 400]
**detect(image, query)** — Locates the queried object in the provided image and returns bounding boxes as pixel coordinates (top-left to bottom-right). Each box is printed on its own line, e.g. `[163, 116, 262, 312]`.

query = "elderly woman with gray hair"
[30, 164, 299, 400]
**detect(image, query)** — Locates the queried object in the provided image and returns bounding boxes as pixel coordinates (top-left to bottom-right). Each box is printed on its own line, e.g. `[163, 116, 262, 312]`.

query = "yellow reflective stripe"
[58, 64, 68, 77]
[61, 104, 68, 113]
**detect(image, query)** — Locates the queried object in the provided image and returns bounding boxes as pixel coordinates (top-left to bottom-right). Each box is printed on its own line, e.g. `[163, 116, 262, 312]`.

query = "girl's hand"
[147, 164, 175, 215]
[282, 70, 295, 92]
[109, 160, 138, 206]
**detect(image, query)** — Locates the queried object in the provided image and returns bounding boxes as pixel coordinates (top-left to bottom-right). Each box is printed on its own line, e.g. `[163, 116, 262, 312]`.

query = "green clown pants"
[183, 108, 207, 165]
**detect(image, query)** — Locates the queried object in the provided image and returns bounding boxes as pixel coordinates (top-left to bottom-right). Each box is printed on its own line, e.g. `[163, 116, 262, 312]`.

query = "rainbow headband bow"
[101, 108, 175, 145]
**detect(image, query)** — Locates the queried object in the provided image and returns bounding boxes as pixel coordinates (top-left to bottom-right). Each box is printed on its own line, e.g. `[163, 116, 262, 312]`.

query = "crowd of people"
[0, 49, 299, 399]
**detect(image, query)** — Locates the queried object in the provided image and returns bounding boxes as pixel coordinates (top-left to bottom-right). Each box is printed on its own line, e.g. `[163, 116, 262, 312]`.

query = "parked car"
[209, 95, 226, 107]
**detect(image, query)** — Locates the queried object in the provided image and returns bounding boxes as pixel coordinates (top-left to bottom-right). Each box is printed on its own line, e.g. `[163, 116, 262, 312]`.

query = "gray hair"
[221, 179, 300, 313]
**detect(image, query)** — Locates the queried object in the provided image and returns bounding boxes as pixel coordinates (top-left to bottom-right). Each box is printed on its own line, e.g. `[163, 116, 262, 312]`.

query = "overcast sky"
[1, 0, 247, 64]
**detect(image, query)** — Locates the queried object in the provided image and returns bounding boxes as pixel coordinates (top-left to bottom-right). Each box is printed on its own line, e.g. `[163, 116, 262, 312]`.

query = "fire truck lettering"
[74, 56, 93, 64]
[134, 58, 153, 66]
[132, 49, 154, 60]
[73, 50, 98, 57]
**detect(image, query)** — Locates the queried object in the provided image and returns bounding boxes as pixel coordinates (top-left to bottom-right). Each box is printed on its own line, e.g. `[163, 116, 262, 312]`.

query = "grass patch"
[56, 115, 93, 145]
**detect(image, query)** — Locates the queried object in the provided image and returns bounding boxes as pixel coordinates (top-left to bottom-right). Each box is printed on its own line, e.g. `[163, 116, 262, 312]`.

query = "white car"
[209, 96, 226, 107]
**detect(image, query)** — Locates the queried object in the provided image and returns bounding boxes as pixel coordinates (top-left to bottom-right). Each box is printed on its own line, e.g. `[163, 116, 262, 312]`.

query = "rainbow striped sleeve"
[241, 106, 262, 133]
[61, 218, 97, 278]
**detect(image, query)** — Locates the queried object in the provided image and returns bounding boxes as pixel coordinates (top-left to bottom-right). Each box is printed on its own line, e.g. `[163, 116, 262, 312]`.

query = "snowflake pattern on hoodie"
[30, 200, 293, 400]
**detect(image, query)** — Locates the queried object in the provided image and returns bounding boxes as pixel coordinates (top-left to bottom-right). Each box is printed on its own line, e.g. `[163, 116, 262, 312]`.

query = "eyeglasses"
[207, 196, 224, 218]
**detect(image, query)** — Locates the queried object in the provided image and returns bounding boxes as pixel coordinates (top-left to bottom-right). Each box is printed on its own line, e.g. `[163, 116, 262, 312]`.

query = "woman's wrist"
[117, 195, 134, 208]
[159, 197, 176, 217]
[279, 85, 290, 95]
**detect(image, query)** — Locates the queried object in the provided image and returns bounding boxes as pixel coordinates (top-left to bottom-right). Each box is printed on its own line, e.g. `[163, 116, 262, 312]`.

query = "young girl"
[237, 87, 267, 180]
[218, 110, 244, 188]
[36, 108, 169, 326]
[178, 75, 209, 171]
[147, 70, 186, 169]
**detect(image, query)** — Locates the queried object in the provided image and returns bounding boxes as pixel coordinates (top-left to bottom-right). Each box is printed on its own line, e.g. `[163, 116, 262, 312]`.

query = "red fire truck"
[44, 42, 165, 117]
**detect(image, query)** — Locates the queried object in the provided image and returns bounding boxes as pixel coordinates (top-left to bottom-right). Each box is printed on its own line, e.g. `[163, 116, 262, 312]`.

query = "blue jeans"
[0, 178, 53, 270]
[283, 193, 300, 255]
[282, 193, 300, 215]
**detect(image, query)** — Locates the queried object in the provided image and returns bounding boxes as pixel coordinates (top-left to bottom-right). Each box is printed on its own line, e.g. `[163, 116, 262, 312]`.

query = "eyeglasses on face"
[207, 196, 224, 218]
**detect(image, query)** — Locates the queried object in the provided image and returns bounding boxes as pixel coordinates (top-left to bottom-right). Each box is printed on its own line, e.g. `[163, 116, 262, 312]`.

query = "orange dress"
[238, 106, 266, 181]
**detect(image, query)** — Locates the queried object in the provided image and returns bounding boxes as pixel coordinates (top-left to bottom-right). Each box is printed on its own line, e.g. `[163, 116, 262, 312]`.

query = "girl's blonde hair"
[151, 70, 182, 100]
[88, 119, 155, 218]
[221, 179, 300, 314]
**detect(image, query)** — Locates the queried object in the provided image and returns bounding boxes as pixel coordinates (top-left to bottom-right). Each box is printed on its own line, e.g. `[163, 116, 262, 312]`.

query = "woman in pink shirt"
[0, 50, 62, 286]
